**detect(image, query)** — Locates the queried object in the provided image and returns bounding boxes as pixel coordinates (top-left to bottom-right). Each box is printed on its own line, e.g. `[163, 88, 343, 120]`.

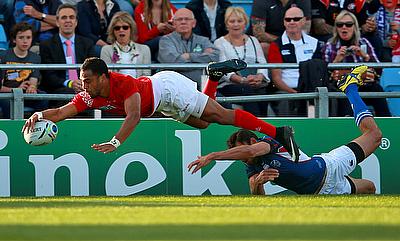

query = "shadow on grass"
[2, 196, 398, 209]
[0, 224, 399, 240]
[0, 200, 276, 209]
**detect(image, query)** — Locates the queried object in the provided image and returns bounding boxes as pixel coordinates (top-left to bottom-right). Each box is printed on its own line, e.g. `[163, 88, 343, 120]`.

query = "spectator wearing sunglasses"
[310, 0, 382, 58]
[322, 10, 391, 117]
[344, 0, 382, 58]
[267, 7, 323, 117]
[101, 11, 151, 78]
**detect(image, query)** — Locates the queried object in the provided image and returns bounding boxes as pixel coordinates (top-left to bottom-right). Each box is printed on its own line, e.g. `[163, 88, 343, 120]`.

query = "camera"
[345, 47, 354, 55]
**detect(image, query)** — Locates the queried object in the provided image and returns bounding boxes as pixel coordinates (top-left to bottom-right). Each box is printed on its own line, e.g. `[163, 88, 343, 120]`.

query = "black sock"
[208, 74, 222, 82]
[346, 142, 365, 164]
[274, 127, 284, 144]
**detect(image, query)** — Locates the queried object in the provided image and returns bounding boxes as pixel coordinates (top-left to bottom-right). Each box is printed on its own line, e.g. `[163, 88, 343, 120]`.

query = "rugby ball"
[23, 119, 58, 146]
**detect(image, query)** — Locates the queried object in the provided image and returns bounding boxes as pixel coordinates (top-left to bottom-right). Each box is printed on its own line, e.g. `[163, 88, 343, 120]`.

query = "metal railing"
[1, 63, 399, 119]
[2, 62, 400, 70]
[3, 87, 400, 120]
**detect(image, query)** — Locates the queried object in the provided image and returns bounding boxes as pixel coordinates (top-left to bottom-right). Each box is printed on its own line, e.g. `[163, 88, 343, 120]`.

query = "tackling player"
[22, 57, 300, 161]
[188, 65, 380, 194]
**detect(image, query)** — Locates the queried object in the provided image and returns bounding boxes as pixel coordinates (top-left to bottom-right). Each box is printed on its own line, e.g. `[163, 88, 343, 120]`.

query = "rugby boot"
[275, 126, 300, 163]
[207, 59, 247, 81]
[337, 65, 368, 92]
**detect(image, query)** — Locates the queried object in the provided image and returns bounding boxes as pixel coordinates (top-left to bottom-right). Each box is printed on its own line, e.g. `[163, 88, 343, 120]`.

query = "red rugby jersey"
[71, 72, 155, 117]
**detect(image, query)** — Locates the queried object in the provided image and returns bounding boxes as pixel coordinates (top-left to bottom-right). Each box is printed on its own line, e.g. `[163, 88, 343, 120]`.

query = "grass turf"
[0, 195, 399, 241]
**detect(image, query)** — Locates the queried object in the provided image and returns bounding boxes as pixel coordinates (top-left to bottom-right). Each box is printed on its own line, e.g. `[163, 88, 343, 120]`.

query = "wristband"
[35, 112, 43, 120]
[109, 136, 121, 148]
[68, 80, 73, 88]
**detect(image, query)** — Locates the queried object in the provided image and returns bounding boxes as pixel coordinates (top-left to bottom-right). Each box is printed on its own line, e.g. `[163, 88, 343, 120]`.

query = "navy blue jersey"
[245, 137, 326, 194]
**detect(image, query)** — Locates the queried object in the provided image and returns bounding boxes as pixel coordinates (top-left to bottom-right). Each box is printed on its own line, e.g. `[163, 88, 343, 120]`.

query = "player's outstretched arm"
[21, 103, 79, 133]
[188, 142, 271, 174]
[91, 93, 141, 153]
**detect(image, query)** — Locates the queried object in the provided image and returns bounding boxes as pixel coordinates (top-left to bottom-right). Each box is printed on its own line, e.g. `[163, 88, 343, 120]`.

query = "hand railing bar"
[328, 92, 400, 98]
[249, 62, 400, 69]
[10, 88, 24, 120]
[0, 93, 12, 99]
[6, 89, 400, 120]
[216, 92, 317, 103]
[315, 87, 329, 118]
[16, 94, 75, 100]
[1, 91, 400, 102]
[3, 62, 400, 70]
[215, 91, 400, 103]
[0, 93, 75, 100]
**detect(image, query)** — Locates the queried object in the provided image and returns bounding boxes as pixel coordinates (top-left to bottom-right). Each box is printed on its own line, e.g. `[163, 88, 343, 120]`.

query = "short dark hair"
[56, 3, 78, 18]
[81, 57, 109, 78]
[10, 22, 34, 41]
[227, 129, 258, 148]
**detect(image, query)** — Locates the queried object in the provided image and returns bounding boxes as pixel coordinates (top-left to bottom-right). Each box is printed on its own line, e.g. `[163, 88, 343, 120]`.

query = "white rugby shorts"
[316, 145, 358, 194]
[150, 71, 208, 122]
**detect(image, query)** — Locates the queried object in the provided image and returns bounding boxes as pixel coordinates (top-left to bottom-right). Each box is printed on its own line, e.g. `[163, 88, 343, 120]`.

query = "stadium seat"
[380, 68, 400, 116]
[0, 24, 7, 50]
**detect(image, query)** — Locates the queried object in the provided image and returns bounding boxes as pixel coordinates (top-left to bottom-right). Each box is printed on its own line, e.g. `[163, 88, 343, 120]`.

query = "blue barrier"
[0, 24, 7, 50]
[380, 68, 400, 116]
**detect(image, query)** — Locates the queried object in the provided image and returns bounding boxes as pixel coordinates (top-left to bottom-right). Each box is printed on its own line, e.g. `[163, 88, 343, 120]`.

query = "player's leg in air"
[184, 59, 300, 162]
[337, 65, 382, 194]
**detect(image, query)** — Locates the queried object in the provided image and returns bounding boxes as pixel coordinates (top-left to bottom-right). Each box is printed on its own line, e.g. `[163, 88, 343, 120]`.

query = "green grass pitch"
[0, 195, 399, 241]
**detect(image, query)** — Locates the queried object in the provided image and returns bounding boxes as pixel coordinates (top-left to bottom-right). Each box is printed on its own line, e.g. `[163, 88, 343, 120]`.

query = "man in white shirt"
[267, 7, 323, 116]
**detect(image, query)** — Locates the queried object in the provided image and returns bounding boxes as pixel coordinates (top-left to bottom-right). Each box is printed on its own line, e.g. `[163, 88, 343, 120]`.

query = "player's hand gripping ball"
[23, 119, 58, 146]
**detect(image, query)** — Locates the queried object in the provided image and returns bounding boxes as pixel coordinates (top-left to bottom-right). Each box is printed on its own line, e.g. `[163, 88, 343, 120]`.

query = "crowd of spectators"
[0, 0, 397, 118]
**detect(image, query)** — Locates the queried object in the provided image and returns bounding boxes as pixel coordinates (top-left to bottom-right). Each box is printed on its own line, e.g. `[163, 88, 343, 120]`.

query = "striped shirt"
[322, 37, 379, 63]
